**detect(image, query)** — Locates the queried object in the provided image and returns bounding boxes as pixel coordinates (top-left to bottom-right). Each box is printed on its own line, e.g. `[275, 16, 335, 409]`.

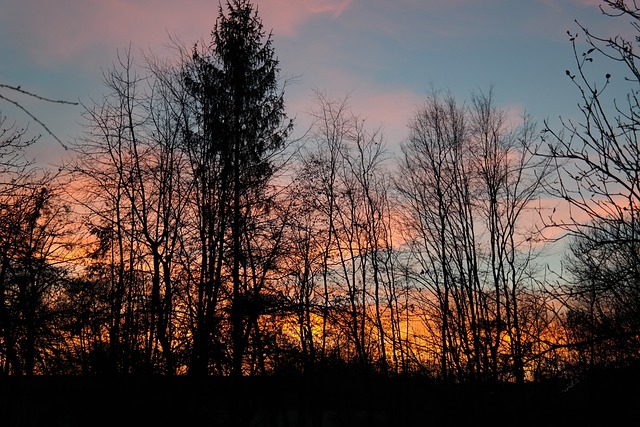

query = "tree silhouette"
[2, 3, 638, 405]
[183, 0, 293, 376]
[540, 0, 640, 371]
[564, 220, 640, 369]
[396, 88, 549, 382]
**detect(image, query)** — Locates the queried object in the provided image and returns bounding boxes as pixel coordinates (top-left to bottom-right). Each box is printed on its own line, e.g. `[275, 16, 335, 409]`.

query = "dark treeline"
[1, 0, 639, 384]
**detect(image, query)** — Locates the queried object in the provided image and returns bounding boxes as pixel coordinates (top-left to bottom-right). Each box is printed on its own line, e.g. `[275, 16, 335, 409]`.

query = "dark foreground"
[1, 368, 639, 427]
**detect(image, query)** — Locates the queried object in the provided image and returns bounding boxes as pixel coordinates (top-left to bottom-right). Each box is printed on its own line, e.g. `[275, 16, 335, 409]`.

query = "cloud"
[258, 0, 352, 36]
[287, 74, 423, 150]
[571, 0, 604, 7]
[1, 0, 353, 68]
[0, 1, 217, 67]
[350, 89, 422, 146]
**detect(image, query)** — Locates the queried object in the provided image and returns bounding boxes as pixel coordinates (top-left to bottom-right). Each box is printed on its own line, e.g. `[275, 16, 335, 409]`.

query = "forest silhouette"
[1, 1, 639, 426]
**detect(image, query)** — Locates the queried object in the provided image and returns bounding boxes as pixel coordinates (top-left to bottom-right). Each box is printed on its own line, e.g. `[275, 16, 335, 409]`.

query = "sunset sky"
[0, 0, 631, 166]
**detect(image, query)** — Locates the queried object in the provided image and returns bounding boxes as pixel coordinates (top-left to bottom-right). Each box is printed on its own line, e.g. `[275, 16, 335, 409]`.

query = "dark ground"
[1, 368, 639, 427]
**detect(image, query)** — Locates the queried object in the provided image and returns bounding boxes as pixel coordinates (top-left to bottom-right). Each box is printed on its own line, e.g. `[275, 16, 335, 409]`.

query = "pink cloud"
[287, 72, 423, 149]
[2, 0, 352, 68]
[2, 0, 218, 67]
[571, 0, 604, 7]
[350, 89, 423, 147]
[541, 0, 603, 10]
[503, 103, 528, 130]
[258, 0, 352, 36]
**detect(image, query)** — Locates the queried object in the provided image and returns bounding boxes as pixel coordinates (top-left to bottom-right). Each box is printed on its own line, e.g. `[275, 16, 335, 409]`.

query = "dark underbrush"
[1, 367, 638, 427]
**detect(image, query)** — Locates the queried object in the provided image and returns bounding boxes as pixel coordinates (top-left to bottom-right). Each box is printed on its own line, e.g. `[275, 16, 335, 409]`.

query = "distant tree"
[563, 220, 640, 369]
[0, 109, 65, 374]
[470, 89, 550, 383]
[0, 184, 72, 374]
[0, 80, 77, 375]
[70, 51, 152, 374]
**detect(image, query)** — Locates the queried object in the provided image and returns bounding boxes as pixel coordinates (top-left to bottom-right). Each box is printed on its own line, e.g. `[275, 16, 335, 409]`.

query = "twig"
[0, 83, 78, 105]
[0, 84, 79, 150]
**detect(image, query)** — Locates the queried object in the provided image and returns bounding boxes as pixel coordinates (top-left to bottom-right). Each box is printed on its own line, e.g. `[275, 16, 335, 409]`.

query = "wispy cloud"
[0, 0, 355, 68]
[289, 75, 423, 149]
[259, 0, 352, 36]
[1, 1, 218, 67]
[571, 0, 604, 7]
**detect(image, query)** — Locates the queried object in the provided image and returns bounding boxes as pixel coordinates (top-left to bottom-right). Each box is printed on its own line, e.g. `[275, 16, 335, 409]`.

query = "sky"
[0, 0, 632, 168]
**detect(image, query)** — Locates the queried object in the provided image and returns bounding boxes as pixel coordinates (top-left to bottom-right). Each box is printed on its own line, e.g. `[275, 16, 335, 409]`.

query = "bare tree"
[295, 90, 398, 373]
[539, 0, 640, 370]
[397, 88, 548, 382]
[298, 90, 348, 367]
[396, 89, 469, 381]
[68, 47, 189, 374]
[471, 89, 550, 383]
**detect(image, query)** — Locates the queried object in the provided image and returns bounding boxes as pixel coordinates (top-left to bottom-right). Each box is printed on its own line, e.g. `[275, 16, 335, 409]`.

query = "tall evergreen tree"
[183, 0, 292, 376]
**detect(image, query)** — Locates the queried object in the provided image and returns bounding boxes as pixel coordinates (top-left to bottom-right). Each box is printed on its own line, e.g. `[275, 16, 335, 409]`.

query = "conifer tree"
[184, 0, 292, 376]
